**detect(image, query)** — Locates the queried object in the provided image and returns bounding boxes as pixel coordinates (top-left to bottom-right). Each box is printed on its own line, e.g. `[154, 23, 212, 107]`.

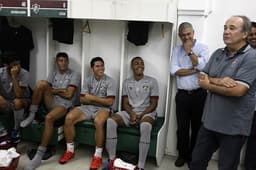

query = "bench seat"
[75, 117, 164, 157]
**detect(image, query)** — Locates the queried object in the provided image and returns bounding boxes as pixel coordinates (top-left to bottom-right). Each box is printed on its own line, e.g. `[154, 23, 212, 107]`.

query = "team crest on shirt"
[143, 84, 149, 91]
[231, 58, 239, 67]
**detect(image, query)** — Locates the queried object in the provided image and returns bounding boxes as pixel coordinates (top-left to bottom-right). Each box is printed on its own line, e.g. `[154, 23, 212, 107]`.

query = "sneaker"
[89, 156, 102, 170]
[59, 151, 75, 164]
[174, 157, 186, 167]
[102, 159, 114, 170]
[10, 130, 20, 144]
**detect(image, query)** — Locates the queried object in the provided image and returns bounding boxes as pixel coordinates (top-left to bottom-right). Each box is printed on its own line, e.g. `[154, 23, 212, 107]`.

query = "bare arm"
[175, 68, 198, 76]
[80, 94, 114, 107]
[11, 66, 23, 98]
[140, 96, 159, 118]
[183, 39, 198, 66]
[199, 73, 248, 97]
[52, 85, 77, 99]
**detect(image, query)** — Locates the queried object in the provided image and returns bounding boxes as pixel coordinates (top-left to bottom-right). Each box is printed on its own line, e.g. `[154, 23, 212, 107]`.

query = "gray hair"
[178, 22, 193, 33]
[233, 15, 251, 34]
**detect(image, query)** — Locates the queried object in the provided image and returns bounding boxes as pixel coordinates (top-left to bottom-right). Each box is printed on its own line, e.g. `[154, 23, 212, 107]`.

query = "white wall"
[204, 0, 256, 54]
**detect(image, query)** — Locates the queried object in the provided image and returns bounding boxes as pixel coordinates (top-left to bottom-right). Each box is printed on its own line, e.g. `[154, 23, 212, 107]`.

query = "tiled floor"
[15, 141, 243, 170]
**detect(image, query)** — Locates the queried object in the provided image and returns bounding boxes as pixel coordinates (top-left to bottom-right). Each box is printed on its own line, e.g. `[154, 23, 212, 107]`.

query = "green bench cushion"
[75, 117, 164, 157]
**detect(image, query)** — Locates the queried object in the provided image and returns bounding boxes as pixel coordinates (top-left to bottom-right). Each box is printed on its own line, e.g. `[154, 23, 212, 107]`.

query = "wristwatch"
[188, 51, 194, 56]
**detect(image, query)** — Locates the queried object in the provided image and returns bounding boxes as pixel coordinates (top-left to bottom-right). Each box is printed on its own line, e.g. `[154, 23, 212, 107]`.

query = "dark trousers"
[175, 88, 206, 160]
[190, 126, 247, 170]
[244, 112, 256, 170]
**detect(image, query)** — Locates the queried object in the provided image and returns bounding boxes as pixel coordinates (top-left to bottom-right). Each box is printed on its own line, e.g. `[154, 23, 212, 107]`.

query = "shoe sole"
[59, 156, 74, 164]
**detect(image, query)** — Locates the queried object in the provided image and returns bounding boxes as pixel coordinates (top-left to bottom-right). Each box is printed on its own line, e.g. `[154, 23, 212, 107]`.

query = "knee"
[45, 114, 55, 124]
[140, 122, 152, 142]
[94, 117, 106, 128]
[0, 97, 7, 110]
[36, 80, 49, 90]
[140, 122, 152, 133]
[65, 114, 75, 126]
[13, 99, 23, 110]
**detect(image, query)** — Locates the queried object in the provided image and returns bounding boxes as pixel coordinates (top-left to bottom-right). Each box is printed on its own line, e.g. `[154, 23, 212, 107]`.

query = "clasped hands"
[130, 113, 142, 126]
[10, 66, 19, 78]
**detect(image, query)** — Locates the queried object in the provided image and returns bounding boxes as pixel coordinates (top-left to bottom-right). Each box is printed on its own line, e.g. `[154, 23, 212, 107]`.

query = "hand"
[183, 39, 194, 53]
[129, 113, 138, 126]
[198, 74, 210, 89]
[218, 77, 237, 88]
[10, 66, 19, 78]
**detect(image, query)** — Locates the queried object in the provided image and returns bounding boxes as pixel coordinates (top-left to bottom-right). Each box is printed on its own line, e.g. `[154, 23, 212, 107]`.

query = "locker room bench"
[75, 117, 164, 159]
[20, 107, 165, 165]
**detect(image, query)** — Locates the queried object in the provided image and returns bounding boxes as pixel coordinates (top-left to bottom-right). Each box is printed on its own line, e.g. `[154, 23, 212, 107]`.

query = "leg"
[190, 126, 219, 170]
[0, 96, 9, 111]
[106, 114, 125, 160]
[244, 113, 256, 170]
[41, 106, 67, 146]
[138, 116, 154, 169]
[218, 134, 246, 170]
[24, 105, 67, 170]
[21, 80, 53, 127]
[90, 110, 110, 170]
[94, 110, 110, 154]
[59, 108, 86, 164]
[13, 98, 30, 130]
[11, 98, 30, 143]
[190, 90, 206, 157]
[244, 136, 256, 170]
[175, 91, 191, 164]
[64, 108, 86, 143]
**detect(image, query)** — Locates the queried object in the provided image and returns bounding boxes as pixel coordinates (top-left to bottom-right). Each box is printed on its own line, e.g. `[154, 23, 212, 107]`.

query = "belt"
[178, 88, 203, 94]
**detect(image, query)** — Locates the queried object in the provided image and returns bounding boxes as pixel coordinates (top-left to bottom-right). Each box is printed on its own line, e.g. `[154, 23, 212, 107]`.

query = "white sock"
[94, 147, 103, 158]
[20, 105, 38, 127]
[67, 142, 74, 153]
[20, 112, 35, 127]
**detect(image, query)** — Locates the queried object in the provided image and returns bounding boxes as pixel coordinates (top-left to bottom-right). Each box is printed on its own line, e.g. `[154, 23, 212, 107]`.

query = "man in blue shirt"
[170, 22, 209, 167]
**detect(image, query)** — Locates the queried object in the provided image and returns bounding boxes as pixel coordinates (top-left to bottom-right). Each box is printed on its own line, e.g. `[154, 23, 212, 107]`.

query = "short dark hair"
[56, 52, 69, 61]
[178, 22, 193, 34]
[251, 21, 256, 28]
[1, 51, 20, 64]
[90, 57, 104, 67]
[131, 56, 143, 65]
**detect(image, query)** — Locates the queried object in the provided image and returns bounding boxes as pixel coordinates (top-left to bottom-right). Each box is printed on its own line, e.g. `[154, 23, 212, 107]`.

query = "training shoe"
[59, 151, 75, 164]
[10, 130, 21, 144]
[89, 156, 102, 170]
[174, 157, 186, 167]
